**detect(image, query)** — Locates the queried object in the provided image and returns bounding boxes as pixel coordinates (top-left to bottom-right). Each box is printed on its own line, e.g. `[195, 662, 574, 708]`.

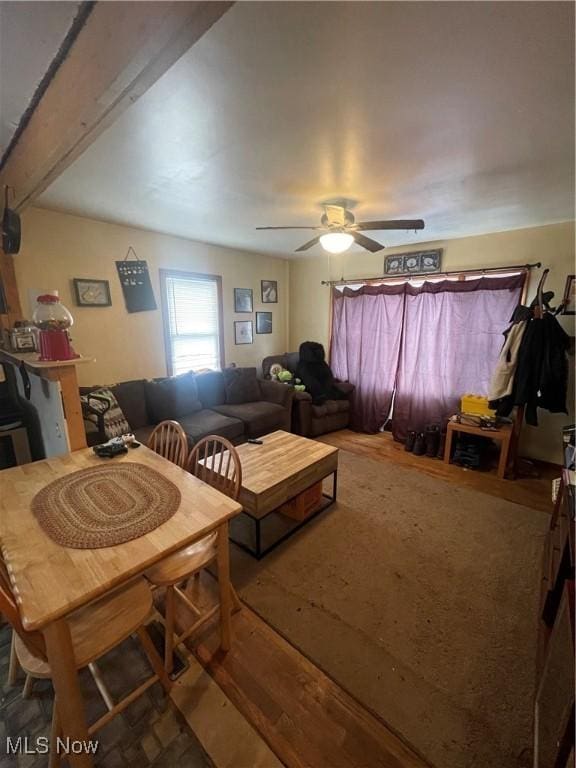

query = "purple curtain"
[392, 275, 525, 440]
[331, 285, 405, 431]
[330, 275, 525, 436]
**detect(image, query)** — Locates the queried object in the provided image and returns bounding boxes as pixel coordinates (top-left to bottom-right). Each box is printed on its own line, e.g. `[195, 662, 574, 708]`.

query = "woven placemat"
[32, 462, 181, 549]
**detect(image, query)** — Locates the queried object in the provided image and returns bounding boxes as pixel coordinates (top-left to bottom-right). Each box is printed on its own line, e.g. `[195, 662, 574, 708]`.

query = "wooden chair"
[0, 560, 170, 767]
[187, 434, 242, 499]
[146, 435, 242, 674]
[147, 420, 188, 467]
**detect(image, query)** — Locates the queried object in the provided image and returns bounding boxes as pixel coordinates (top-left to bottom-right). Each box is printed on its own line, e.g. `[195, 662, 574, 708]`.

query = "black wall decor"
[115, 247, 157, 313]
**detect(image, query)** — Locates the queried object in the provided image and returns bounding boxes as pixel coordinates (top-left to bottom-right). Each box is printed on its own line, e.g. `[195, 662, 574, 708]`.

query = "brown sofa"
[81, 367, 294, 448]
[262, 353, 354, 437]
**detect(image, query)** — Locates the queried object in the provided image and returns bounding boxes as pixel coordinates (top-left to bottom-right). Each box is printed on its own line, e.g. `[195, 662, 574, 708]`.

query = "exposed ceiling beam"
[0, 1, 233, 212]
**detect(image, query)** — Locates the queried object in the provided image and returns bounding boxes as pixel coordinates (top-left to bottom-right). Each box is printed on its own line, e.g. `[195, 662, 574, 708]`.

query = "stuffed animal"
[296, 341, 345, 405]
[269, 363, 306, 391]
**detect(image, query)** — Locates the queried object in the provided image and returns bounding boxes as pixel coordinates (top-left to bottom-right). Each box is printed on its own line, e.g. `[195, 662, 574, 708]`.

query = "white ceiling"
[36, 1, 574, 258]
[0, 1, 80, 159]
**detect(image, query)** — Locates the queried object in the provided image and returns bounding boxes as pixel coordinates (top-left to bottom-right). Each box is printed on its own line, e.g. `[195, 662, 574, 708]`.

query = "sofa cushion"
[179, 409, 244, 444]
[285, 352, 299, 375]
[133, 424, 155, 446]
[213, 402, 285, 438]
[112, 379, 148, 429]
[311, 399, 350, 419]
[145, 371, 202, 423]
[195, 370, 226, 408]
[223, 367, 260, 405]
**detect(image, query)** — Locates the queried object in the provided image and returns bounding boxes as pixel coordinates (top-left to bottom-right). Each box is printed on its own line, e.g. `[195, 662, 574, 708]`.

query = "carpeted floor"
[231, 450, 549, 768]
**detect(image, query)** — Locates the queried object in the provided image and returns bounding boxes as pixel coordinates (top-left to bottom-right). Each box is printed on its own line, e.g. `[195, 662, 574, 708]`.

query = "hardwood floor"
[320, 428, 558, 514]
[174, 429, 554, 768]
[176, 576, 432, 768]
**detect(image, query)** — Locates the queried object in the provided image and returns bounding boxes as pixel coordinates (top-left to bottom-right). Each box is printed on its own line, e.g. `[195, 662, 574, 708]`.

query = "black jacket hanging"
[512, 313, 570, 426]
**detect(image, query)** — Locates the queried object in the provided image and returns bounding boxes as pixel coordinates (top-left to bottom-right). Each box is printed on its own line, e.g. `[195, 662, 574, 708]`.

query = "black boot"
[413, 432, 426, 456]
[425, 425, 440, 457]
[437, 428, 447, 459]
[404, 430, 417, 452]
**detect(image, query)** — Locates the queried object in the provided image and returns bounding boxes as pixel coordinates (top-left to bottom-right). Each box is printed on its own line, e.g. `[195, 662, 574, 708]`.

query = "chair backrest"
[186, 435, 242, 500]
[147, 420, 188, 467]
[0, 557, 46, 658]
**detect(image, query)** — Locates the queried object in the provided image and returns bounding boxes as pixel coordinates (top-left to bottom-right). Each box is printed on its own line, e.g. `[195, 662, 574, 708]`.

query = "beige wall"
[16, 207, 289, 386]
[14, 209, 575, 463]
[290, 222, 575, 464]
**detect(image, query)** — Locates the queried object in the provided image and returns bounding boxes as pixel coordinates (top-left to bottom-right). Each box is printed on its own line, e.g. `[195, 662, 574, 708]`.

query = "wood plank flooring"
[177, 577, 432, 768]
[176, 429, 554, 768]
[320, 429, 558, 514]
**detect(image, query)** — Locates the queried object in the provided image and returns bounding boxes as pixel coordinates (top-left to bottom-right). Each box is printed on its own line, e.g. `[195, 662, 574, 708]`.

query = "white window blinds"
[163, 273, 221, 375]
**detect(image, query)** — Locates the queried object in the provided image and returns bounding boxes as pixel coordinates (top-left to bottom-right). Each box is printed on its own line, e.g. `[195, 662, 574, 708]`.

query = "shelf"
[0, 349, 93, 371]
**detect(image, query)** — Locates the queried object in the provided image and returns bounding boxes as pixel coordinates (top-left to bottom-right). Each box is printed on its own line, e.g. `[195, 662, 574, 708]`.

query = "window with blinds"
[161, 271, 223, 375]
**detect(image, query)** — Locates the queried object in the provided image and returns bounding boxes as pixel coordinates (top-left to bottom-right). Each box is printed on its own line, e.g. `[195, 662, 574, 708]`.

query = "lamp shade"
[319, 232, 354, 254]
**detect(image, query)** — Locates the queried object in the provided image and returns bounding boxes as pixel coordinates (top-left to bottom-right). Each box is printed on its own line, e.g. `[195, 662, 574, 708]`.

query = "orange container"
[279, 481, 323, 522]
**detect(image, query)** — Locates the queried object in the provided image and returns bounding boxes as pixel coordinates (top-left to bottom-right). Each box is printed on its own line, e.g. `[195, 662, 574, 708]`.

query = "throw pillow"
[223, 367, 261, 404]
[144, 371, 202, 423]
[112, 380, 148, 429]
[81, 388, 131, 439]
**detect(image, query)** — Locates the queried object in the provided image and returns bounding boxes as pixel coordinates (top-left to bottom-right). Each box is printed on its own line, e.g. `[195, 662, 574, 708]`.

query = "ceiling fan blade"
[295, 236, 322, 252]
[351, 231, 384, 252]
[256, 226, 323, 230]
[356, 219, 425, 231]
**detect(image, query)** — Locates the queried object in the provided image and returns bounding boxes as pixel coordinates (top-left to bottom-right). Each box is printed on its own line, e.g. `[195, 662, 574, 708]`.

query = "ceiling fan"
[256, 204, 425, 253]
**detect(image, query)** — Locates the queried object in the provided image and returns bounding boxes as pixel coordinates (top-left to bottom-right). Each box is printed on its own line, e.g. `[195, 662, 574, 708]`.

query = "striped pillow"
[81, 388, 131, 439]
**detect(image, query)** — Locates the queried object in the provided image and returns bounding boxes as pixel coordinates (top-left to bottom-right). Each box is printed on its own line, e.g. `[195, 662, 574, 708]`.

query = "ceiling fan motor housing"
[321, 206, 355, 228]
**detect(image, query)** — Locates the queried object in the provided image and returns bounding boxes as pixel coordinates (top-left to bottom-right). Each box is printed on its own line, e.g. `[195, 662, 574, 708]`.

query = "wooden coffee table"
[230, 430, 338, 558]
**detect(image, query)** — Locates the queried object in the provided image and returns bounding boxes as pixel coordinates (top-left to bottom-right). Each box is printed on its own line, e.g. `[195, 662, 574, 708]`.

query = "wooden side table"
[0, 426, 31, 465]
[443, 419, 513, 479]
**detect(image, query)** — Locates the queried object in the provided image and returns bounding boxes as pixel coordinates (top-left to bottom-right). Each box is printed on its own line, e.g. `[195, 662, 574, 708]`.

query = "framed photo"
[384, 249, 442, 276]
[384, 256, 404, 275]
[234, 287, 253, 313]
[256, 311, 272, 334]
[234, 320, 253, 345]
[73, 278, 111, 307]
[261, 280, 278, 303]
[562, 275, 575, 315]
[420, 250, 442, 273]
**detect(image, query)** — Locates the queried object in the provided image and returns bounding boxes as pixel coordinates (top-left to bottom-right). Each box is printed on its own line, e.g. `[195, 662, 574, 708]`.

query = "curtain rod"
[321, 261, 542, 286]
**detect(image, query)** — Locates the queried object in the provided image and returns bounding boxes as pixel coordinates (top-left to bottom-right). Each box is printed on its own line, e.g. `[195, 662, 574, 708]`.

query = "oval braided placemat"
[32, 462, 181, 549]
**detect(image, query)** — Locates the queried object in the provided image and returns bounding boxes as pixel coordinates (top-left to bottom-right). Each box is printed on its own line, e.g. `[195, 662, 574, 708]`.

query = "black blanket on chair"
[296, 341, 345, 405]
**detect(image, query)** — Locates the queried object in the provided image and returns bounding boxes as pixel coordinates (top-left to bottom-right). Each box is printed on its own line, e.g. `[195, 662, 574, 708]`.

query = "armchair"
[262, 349, 354, 438]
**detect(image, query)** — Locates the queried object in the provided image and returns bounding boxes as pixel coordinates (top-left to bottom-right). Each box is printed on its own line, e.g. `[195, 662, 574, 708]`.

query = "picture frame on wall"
[234, 287, 253, 313]
[261, 280, 278, 303]
[562, 275, 575, 315]
[256, 311, 272, 334]
[72, 278, 112, 307]
[234, 320, 253, 344]
[384, 249, 442, 276]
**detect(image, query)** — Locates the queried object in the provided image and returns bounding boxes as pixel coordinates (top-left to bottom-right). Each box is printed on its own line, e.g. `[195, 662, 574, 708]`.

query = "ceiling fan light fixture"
[319, 232, 354, 254]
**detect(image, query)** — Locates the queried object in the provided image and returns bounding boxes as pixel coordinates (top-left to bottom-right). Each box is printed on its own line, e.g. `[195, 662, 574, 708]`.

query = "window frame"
[159, 268, 225, 377]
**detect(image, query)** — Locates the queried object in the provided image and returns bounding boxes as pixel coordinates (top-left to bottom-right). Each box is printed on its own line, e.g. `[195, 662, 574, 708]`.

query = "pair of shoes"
[425, 425, 440, 457]
[406, 429, 435, 457]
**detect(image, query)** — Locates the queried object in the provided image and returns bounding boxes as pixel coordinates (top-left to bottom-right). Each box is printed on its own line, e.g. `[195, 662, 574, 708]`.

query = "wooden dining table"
[0, 445, 242, 767]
